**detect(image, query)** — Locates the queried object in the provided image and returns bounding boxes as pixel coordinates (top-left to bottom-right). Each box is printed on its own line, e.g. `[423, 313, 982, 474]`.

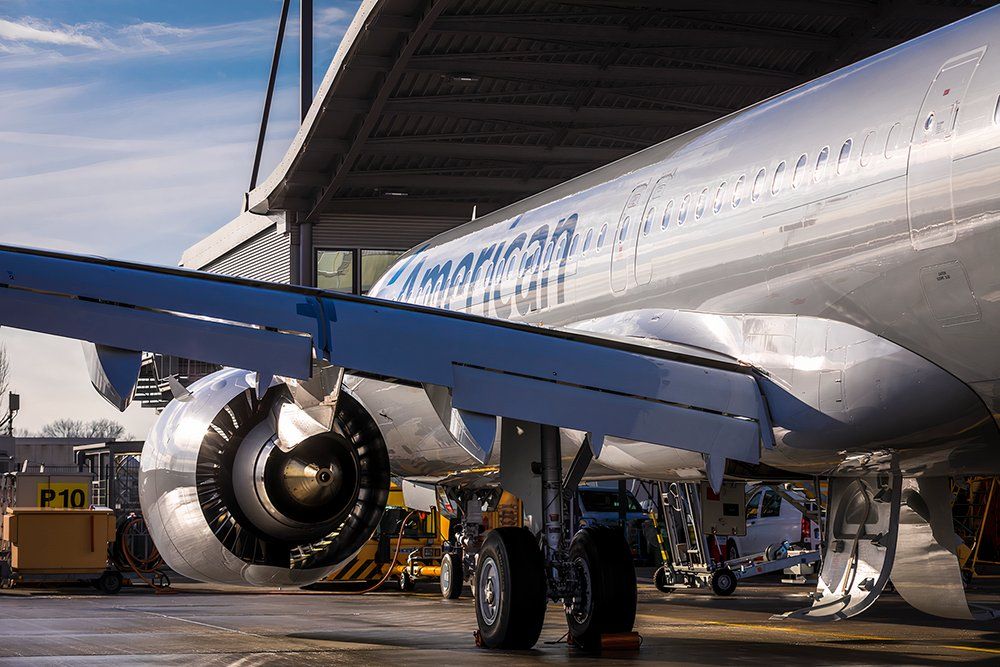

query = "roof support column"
[298, 214, 314, 287]
[300, 0, 313, 122]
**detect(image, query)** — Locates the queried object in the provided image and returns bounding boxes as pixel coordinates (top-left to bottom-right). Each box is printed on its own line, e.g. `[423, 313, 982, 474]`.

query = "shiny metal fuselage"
[359, 10, 1000, 480]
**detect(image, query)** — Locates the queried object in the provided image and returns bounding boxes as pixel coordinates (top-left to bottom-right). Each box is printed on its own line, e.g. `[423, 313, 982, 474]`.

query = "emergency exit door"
[906, 47, 985, 250]
[610, 182, 648, 293]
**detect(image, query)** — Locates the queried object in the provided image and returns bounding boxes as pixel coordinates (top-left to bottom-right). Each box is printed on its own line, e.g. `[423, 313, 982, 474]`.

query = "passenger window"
[792, 153, 807, 188]
[596, 224, 608, 251]
[695, 188, 708, 219]
[771, 161, 786, 195]
[746, 490, 763, 520]
[838, 138, 852, 174]
[677, 194, 690, 225]
[543, 241, 555, 266]
[814, 146, 829, 182]
[994, 95, 1000, 126]
[506, 253, 518, 279]
[618, 218, 629, 242]
[569, 234, 580, 257]
[583, 229, 593, 253]
[732, 174, 745, 208]
[860, 130, 876, 167]
[761, 490, 782, 518]
[661, 200, 674, 229]
[643, 208, 655, 236]
[752, 168, 766, 202]
[495, 258, 506, 282]
[885, 122, 901, 158]
[713, 182, 726, 214]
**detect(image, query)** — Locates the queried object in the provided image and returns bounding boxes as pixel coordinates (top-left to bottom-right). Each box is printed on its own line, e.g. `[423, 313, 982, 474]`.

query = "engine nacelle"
[140, 368, 390, 586]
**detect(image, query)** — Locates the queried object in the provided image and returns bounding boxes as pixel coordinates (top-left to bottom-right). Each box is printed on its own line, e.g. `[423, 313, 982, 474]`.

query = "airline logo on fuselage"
[391, 214, 579, 317]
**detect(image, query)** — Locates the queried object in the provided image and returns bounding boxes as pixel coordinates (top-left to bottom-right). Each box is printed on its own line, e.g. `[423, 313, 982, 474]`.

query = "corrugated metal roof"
[246, 0, 997, 223]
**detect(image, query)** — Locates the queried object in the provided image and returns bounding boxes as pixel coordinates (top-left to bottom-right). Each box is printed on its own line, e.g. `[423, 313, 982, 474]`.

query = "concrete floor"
[0, 575, 997, 665]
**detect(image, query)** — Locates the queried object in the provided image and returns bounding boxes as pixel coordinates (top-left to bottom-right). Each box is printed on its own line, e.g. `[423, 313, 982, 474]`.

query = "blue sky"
[0, 1, 360, 435]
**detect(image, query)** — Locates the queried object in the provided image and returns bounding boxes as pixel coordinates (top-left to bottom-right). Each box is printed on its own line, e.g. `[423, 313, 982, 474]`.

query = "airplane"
[2, 3, 1000, 652]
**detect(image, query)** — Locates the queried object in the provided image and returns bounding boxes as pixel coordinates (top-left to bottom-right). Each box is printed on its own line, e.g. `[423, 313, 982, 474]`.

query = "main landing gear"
[473, 425, 638, 650]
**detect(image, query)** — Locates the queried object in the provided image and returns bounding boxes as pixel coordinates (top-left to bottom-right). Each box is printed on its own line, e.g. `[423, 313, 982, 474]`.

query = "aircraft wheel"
[565, 527, 637, 651]
[710, 568, 737, 596]
[440, 551, 463, 600]
[399, 570, 416, 592]
[474, 528, 546, 649]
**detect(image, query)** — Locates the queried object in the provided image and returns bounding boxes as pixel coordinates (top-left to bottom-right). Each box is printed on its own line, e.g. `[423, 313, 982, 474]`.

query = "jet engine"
[139, 368, 390, 586]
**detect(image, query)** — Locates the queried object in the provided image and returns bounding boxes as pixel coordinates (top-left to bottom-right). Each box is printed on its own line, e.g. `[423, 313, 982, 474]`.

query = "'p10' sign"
[36, 483, 88, 508]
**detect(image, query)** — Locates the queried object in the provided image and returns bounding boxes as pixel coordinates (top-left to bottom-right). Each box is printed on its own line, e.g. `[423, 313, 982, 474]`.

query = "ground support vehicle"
[653, 481, 821, 596]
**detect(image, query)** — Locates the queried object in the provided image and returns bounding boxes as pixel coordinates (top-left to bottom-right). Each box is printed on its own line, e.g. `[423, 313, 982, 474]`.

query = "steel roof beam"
[362, 140, 633, 163]
[364, 55, 795, 86]
[304, 0, 451, 222]
[383, 99, 718, 126]
[427, 17, 838, 52]
[342, 173, 563, 192]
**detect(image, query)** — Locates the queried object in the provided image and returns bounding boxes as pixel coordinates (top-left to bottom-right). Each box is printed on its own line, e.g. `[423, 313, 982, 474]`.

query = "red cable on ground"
[118, 515, 174, 595]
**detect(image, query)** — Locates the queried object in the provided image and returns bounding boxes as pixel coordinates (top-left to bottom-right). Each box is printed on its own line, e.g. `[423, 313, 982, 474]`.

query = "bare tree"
[39, 418, 85, 438]
[0, 344, 9, 400]
[40, 418, 130, 440]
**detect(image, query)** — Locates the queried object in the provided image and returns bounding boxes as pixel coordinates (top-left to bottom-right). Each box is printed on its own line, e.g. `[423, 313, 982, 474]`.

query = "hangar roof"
[247, 0, 995, 223]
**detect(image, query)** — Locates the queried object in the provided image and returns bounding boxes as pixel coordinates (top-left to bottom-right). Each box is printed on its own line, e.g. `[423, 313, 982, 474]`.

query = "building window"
[316, 249, 354, 293]
[361, 249, 404, 294]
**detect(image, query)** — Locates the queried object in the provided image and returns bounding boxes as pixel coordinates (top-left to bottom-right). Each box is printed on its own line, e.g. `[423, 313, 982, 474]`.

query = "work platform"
[0, 577, 997, 664]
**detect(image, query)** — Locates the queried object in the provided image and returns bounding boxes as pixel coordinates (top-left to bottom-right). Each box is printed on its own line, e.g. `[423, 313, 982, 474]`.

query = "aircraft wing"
[0, 244, 773, 471]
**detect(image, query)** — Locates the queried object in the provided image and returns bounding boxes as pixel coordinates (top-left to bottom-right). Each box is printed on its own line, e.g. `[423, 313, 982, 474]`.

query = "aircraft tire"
[440, 551, 463, 599]
[474, 528, 546, 649]
[566, 527, 637, 651]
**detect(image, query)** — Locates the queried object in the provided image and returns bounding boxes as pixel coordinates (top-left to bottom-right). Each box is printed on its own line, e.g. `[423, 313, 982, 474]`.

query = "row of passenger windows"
[610, 121, 904, 247]
[412, 122, 904, 308]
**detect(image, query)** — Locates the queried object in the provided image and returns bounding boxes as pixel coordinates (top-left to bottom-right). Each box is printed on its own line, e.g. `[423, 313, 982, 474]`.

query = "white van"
[724, 484, 820, 560]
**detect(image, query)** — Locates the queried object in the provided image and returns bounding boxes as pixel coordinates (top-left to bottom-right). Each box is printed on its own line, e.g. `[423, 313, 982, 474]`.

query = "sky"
[0, 0, 361, 436]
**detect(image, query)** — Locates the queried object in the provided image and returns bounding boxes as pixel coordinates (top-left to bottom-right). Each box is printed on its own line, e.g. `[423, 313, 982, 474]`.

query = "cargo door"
[610, 182, 648, 293]
[906, 48, 985, 250]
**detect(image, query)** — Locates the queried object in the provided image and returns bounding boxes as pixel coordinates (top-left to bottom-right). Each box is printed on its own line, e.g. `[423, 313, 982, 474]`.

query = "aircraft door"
[634, 177, 671, 286]
[610, 182, 649, 293]
[906, 48, 985, 250]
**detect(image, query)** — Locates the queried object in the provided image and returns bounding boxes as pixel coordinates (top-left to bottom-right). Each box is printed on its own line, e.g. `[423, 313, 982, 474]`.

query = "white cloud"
[0, 81, 298, 432]
[0, 15, 274, 67]
[0, 17, 105, 49]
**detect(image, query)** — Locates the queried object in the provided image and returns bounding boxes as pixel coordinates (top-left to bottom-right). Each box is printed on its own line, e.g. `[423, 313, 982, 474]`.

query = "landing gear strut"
[473, 425, 638, 650]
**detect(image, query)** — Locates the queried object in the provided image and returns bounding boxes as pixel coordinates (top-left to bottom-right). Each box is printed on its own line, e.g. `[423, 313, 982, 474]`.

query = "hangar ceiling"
[248, 0, 998, 223]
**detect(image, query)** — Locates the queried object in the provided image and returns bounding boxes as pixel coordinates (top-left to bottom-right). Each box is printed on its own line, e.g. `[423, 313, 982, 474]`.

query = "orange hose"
[327, 510, 418, 595]
[119, 516, 173, 594]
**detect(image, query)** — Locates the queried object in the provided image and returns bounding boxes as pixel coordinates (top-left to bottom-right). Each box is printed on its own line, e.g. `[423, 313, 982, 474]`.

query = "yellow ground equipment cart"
[319, 484, 443, 590]
[1, 507, 122, 593]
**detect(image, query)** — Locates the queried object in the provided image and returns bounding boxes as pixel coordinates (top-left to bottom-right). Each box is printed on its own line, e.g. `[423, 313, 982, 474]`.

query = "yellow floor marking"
[941, 644, 1000, 655]
[697, 619, 890, 642]
[638, 615, 998, 657]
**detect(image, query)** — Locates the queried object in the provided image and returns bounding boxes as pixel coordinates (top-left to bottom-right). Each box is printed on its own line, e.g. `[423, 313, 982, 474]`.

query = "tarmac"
[0, 573, 997, 665]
